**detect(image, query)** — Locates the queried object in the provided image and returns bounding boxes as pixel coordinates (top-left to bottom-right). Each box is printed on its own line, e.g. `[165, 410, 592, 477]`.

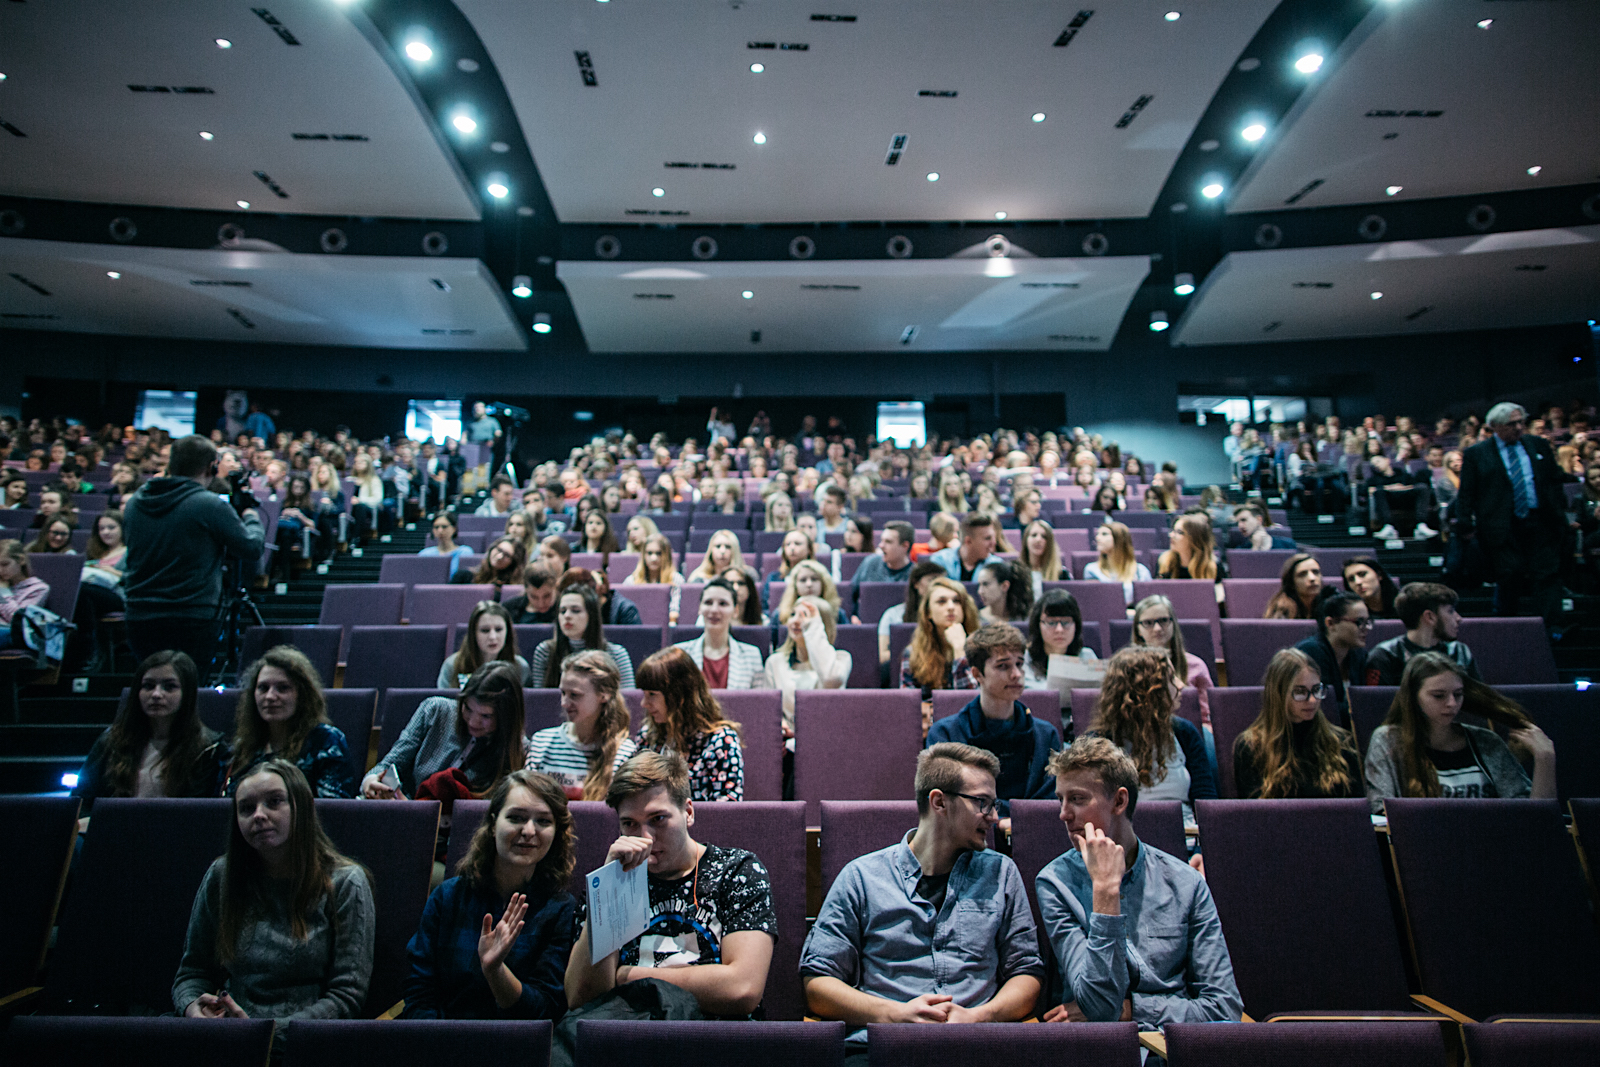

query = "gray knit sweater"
[1363, 722, 1531, 814]
[173, 857, 375, 1019]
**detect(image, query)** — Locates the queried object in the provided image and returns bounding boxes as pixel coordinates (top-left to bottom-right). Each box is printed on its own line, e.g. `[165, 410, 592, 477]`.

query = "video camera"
[224, 468, 260, 516]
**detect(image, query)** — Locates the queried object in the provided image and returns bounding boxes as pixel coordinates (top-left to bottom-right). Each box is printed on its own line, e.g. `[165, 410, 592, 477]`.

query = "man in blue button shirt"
[1036, 736, 1240, 1031]
[801, 743, 1045, 1060]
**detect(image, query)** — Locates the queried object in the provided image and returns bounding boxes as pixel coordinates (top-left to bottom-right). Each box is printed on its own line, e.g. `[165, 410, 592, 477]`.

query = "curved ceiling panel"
[0, 0, 480, 219]
[462, 0, 1277, 224]
[1229, 0, 1600, 213]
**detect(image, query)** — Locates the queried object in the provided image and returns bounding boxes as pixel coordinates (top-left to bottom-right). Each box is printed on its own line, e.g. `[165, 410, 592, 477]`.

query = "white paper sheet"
[586, 858, 650, 964]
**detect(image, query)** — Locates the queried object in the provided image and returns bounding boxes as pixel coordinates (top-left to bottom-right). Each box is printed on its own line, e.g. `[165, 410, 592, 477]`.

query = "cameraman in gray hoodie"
[124, 435, 264, 673]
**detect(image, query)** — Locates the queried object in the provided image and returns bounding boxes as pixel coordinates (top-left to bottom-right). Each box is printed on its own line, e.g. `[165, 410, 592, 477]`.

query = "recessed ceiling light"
[1199, 139, 1220, 152]
[1370, 291, 1383, 300]
[741, 290, 754, 299]
[1237, 58, 1261, 72]
[405, 41, 433, 62]
[106, 271, 121, 279]
[1164, 11, 1180, 21]
[236, 200, 250, 209]
[753, 132, 766, 145]
[1527, 165, 1542, 176]
[486, 182, 509, 198]
[1295, 52, 1324, 74]
[532, 312, 552, 334]
[1200, 181, 1224, 199]
[457, 58, 479, 72]
[926, 172, 940, 182]
[0, 73, 6, 81]
[994, 211, 1007, 220]
[1477, 19, 1493, 29]
[452, 114, 477, 134]
[1149, 311, 1170, 332]
[199, 131, 214, 140]
[490, 141, 509, 153]
[1386, 185, 1402, 196]
[1240, 123, 1267, 142]
[652, 187, 665, 197]
[749, 62, 764, 73]
[511, 275, 532, 298]
[1173, 272, 1196, 296]
[215, 38, 232, 49]
[1031, 112, 1046, 123]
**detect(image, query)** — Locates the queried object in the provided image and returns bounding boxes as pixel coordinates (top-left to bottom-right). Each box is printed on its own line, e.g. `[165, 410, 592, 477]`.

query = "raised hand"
[479, 893, 528, 974]
[1509, 723, 1555, 762]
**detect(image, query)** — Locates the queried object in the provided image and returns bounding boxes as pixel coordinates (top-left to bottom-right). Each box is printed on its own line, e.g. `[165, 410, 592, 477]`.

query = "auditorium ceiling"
[1, 0, 1595, 355]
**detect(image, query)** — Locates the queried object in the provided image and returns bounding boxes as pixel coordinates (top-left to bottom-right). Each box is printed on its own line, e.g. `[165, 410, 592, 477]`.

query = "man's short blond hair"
[915, 742, 1001, 815]
[1047, 736, 1141, 816]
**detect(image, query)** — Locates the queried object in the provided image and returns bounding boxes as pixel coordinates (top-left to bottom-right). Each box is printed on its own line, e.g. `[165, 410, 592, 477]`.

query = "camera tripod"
[210, 559, 265, 687]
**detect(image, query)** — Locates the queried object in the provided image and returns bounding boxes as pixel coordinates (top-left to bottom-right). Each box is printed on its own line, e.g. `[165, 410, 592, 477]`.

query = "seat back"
[5, 1017, 276, 1067]
[318, 584, 405, 660]
[25, 551, 81, 621]
[1348, 686, 1397, 754]
[1053, 582, 1127, 657]
[1220, 620, 1316, 690]
[856, 582, 905, 624]
[692, 802, 808, 1019]
[794, 690, 922, 823]
[344, 625, 449, 691]
[1219, 579, 1285, 622]
[1456, 618, 1558, 683]
[0, 796, 80, 993]
[1224, 550, 1297, 580]
[1385, 798, 1600, 1018]
[1105, 619, 1215, 682]
[1196, 799, 1414, 1016]
[324, 689, 378, 779]
[239, 625, 343, 687]
[819, 801, 920, 898]
[576, 1020, 843, 1067]
[605, 624, 667, 676]
[314, 800, 439, 1016]
[47, 798, 233, 1013]
[1205, 687, 1262, 798]
[822, 623, 879, 688]
[377, 554, 452, 588]
[1163, 1020, 1446, 1067]
[616, 584, 670, 625]
[865, 1021, 1140, 1066]
[282, 1019, 549, 1067]
[524, 687, 562, 734]
[1461, 1021, 1600, 1067]
[408, 584, 497, 626]
[710, 690, 784, 801]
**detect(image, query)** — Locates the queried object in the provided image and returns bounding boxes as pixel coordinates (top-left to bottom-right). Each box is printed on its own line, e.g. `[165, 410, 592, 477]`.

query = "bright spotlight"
[1370, 291, 1383, 300]
[215, 39, 232, 49]
[486, 182, 509, 198]
[199, 131, 214, 140]
[652, 187, 665, 197]
[61, 772, 80, 788]
[753, 132, 766, 144]
[1165, 12, 1180, 22]
[452, 114, 477, 134]
[1201, 181, 1224, 199]
[511, 275, 532, 298]
[106, 271, 121, 279]
[1527, 165, 1542, 176]
[1386, 185, 1403, 196]
[532, 312, 552, 334]
[1295, 52, 1323, 74]
[1031, 112, 1046, 123]
[405, 41, 433, 62]
[926, 172, 940, 182]
[1173, 272, 1195, 296]
[236, 200, 251, 209]
[749, 62, 764, 73]
[994, 211, 1007, 220]
[1240, 123, 1267, 142]
[1477, 19, 1493, 29]
[1149, 311, 1170, 332]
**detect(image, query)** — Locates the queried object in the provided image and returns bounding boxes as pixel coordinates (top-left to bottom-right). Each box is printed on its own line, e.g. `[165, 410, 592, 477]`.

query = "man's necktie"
[1508, 444, 1533, 518]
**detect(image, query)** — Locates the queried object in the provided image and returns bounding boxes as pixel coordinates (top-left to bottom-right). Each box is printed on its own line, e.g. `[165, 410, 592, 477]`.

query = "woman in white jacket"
[763, 594, 852, 743]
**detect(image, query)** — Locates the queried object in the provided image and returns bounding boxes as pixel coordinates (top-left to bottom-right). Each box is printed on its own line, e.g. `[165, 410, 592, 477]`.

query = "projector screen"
[134, 390, 198, 436]
[877, 401, 926, 448]
[406, 399, 462, 443]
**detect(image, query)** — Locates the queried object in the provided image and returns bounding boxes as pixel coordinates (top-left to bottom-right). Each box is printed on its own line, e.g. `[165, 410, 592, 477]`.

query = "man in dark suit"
[1453, 402, 1565, 622]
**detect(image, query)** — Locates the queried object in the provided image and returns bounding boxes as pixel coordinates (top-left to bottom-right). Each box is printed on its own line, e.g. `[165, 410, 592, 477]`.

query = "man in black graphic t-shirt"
[565, 752, 776, 1017]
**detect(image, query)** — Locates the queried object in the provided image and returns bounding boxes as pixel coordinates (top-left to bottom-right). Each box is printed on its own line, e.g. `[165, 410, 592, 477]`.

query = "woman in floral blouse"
[633, 646, 745, 801]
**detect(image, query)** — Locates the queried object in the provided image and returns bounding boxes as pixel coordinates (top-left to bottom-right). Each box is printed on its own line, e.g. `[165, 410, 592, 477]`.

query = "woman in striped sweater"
[524, 650, 637, 801]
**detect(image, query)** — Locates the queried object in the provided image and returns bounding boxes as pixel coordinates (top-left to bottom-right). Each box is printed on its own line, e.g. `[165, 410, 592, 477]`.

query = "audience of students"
[503, 563, 560, 624]
[928, 514, 1004, 582]
[0, 538, 49, 650]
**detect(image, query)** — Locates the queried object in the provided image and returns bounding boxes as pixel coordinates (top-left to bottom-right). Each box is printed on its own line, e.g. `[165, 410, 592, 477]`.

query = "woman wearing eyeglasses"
[1129, 594, 1212, 726]
[1232, 649, 1361, 799]
[1292, 590, 1371, 725]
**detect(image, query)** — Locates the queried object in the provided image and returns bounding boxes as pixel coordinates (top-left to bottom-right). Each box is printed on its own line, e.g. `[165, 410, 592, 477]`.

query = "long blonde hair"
[906, 577, 979, 689]
[1096, 521, 1138, 582]
[559, 650, 632, 800]
[775, 559, 841, 623]
[1018, 519, 1062, 582]
[763, 492, 796, 532]
[937, 476, 969, 514]
[624, 515, 660, 553]
[690, 529, 745, 582]
[628, 533, 681, 584]
[1157, 513, 1217, 581]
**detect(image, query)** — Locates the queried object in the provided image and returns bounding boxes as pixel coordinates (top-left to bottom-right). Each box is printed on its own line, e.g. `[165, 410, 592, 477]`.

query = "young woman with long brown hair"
[401, 769, 576, 1019]
[1157, 513, 1217, 581]
[526, 650, 636, 801]
[1232, 648, 1360, 799]
[1263, 553, 1323, 619]
[225, 646, 355, 798]
[1364, 651, 1556, 813]
[364, 661, 528, 800]
[899, 576, 980, 690]
[530, 582, 634, 688]
[634, 646, 745, 800]
[437, 601, 532, 689]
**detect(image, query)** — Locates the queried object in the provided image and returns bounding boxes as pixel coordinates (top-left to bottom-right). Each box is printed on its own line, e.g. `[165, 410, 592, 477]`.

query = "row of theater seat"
[8, 797, 1599, 1026]
[7, 1016, 1597, 1067]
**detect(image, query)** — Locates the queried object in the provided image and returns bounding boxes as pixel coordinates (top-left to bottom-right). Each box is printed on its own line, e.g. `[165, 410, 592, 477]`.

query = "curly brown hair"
[454, 769, 576, 897]
[1089, 645, 1179, 789]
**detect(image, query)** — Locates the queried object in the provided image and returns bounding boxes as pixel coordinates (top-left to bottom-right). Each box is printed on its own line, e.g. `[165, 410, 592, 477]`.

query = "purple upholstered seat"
[376, 688, 456, 758]
[818, 801, 921, 897]
[4, 1017, 275, 1067]
[1461, 1021, 1600, 1066]
[1069, 686, 1203, 736]
[1456, 618, 1558, 684]
[1219, 578, 1286, 621]
[46, 798, 233, 1014]
[1386, 798, 1600, 1019]
[378, 554, 452, 587]
[708, 689, 784, 801]
[794, 690, 922, 823]
[239, 625, 343, 686]
[819, 624, 880, 688]
[605, 624, 668, 674]
[523, 687, 562, 734]
[282, 1020, 549, 1067]
[866, 1021, 1139, 1067]
[929, 688, 1064, 739]
[1163, 1020, 1446, 1067]
[690, 512, 753, 532]
[25, 551, 81, 621]
[1223, 550, 1297, 580]
[319, 583, 405, 661]
[1204, 687, 1262, 798]
[0, 796, 80, 996]
[690, 801, 808, 1019]
[1220, 619, 1316, 690]
[344, 625, 449, 691]
[577, 1021, 843, 1067]
[853, 582, 904, 625]
[1348, 686, 1397, 754]
[617, 584, 671, 626]
[1106, 619, 1215, 682]
[315, 799, 440, 1015]
[1195, 799, 1418, 1017]
[408, 584, 497, 627]
[1052, 582, 1127, 657]
[886, 623, 917, 683]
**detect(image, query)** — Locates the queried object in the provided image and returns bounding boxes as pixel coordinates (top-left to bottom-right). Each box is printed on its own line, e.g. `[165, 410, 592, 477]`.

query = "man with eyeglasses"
[801, 742, 1045, 1063]
[927, 625, 1063, 825]
[1292, 591, 1370, 721]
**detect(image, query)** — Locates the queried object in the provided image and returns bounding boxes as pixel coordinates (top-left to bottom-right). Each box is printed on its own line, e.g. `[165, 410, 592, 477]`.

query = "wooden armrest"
[0, 986, 42, 1011]
[1410, 995, 1475, 1025]
[1487, 1017, 1600, 1025]
[1138, 1031, 1168, 1059]
[377, 999, 404, 1020]
[1240, 1011, 1255, 1023]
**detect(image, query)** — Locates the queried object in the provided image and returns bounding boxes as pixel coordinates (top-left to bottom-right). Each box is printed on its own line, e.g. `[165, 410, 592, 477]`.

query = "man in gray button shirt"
[801, 743, 1045, 1059]
[1036, 736, 1240, 1031]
